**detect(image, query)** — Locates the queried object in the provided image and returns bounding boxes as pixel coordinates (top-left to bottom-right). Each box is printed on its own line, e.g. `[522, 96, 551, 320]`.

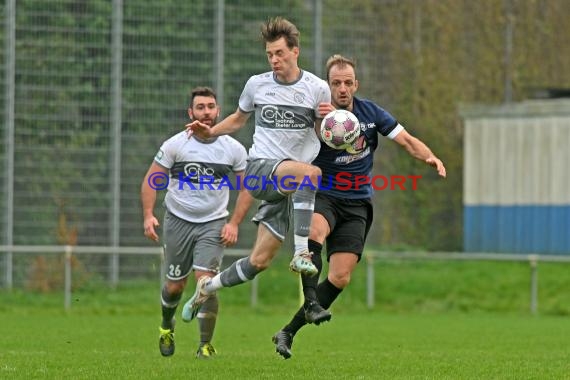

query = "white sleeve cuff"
[387, 123, 404, 139]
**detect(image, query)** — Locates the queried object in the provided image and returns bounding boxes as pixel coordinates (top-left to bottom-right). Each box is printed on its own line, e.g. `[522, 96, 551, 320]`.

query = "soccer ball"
[320, 109, 360, 150]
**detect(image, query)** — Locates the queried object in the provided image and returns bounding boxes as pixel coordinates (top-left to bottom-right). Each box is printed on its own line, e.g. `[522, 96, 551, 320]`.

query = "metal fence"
[2, 1, 570, 288]
[364, 251, 570, 314]
[2, 244, 568, 315]
[0, 244, 254, 309]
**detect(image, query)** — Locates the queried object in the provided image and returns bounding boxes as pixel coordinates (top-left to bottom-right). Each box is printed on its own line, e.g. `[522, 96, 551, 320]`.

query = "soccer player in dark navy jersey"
[314, 96, 402, 199]
[272, 54, 446, 359]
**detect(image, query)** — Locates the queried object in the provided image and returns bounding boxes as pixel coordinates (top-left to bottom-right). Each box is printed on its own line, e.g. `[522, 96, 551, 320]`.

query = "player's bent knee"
[165, 280, 186, 295]
[305, 165, 322, 182]
[329, 272, 351, 289]
[250, 260, 271, 271]
[249, 253, 274, 271]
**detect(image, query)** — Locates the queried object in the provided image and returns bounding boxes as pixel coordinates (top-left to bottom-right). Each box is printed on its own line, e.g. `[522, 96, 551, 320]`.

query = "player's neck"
[276, 67, 301, 84]
[193, 135, 217, 144]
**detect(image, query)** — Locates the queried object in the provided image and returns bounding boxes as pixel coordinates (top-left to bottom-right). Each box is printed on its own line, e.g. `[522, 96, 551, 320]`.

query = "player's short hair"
[261, 17, 300, 49]
[190, 86, 217, 107]
[325, 54, 357, 82]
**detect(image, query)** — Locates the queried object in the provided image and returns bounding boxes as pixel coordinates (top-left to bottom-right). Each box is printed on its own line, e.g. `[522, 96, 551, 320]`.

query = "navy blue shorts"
[315, 192, 373, 261]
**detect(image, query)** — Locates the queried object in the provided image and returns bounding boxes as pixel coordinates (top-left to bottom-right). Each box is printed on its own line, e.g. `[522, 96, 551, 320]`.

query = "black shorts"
[314, 192, 373, 262]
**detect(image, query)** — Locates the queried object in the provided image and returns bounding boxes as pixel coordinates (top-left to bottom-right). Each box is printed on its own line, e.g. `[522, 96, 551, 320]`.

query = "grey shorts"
[245, 158, 287, 202]
[246, 158, 291, 241]
[162, 210, 225, 281]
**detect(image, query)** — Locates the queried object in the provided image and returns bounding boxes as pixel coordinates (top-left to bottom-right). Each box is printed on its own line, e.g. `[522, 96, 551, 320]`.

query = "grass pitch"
[2, 308, 569, 379]
[2, 256, 570, 379]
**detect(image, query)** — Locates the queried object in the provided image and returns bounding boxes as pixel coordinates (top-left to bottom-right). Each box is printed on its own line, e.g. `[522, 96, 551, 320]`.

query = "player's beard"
[200, 117, 217, 127]
[334, 100, 351, 110]
[334, 94, 352, 110]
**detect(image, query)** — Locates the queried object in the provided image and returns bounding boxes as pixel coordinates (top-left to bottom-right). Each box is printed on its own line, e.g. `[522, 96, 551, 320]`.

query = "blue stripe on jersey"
[312, 97, 398, 199]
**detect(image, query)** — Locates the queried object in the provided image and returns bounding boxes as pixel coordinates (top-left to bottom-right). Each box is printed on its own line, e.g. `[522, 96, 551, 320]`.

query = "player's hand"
[220, 222, 238, 247]
[185, 120, 212, 140]
[143, 216, 160, 242]
[318, 102, 335, 118]
[426, 156, 447, 178]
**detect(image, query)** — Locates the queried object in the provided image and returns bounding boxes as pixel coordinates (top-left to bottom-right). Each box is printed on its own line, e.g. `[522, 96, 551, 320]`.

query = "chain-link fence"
[2, 0, 569, 288]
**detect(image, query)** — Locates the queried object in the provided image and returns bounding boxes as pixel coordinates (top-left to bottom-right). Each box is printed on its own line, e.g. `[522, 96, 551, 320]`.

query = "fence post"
[366, 253, 374, 309]
[3, 0, 16, 290]
[250, 275, 258, 308]
[312, 0, 323, 76]
[529, 255, 538, 315]
[64, 245, 73, 310]
[214, 0, 225, 112]
[108, 0, 123, 289]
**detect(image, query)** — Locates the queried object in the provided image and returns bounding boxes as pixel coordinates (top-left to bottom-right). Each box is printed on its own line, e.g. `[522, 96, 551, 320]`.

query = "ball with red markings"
[320, 109, 360, 150]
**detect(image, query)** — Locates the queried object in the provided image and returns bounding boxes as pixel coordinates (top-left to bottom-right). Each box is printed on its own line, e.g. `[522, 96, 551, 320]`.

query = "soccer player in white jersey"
[182, 17, 331, 322]
[141, 87, 253, 358]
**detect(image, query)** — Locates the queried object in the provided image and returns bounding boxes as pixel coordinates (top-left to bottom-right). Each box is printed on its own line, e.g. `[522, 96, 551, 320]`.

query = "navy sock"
[302, 240, 323, 302]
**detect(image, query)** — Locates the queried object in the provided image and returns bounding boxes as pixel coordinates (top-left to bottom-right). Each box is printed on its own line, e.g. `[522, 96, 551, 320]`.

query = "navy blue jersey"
[313, 97, 400, 199]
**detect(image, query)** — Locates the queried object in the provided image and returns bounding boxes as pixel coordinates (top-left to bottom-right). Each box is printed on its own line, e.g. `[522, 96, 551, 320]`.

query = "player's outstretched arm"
[186, 108, 251, 139]
[393, 130, 446, 178]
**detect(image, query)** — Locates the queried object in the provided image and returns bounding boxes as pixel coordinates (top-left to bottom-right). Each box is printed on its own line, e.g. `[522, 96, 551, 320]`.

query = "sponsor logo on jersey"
[359, 122, 376, 132]
[334, 146, 371, 164]
[184, 163, 215, 178]
[172, 162, 230, 185]
[260, 105, 308, 129]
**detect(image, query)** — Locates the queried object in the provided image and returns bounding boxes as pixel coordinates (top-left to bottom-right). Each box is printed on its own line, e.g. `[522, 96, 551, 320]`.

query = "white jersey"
[239, 70, 331, 163]
[154, 131, 247, 223]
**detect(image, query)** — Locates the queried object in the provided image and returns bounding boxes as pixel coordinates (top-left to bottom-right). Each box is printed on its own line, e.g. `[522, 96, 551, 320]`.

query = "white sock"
[294, 235, 308, 256]
[204, 274, 222, 293]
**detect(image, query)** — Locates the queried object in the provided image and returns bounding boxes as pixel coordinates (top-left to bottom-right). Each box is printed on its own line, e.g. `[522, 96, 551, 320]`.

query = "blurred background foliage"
[1, 0, 569, 252]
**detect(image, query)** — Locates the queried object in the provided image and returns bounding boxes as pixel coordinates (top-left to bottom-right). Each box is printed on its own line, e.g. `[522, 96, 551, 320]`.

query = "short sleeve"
[314, 79, 331, 114]
[238, 76, 256, 113]
[154, 137, 177, 169]
[233, 142, 248, 172]
[374, 105, 398, 137]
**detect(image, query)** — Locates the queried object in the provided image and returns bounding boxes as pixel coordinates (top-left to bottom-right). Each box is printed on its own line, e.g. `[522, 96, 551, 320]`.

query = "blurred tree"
[2, 0, 569, 251]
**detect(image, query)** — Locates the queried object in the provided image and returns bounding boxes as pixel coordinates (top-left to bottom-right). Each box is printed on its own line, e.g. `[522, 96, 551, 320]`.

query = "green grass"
[5, 253, 570, 315]
[2, 310, 569, 379]
[2, 255, 570, 379]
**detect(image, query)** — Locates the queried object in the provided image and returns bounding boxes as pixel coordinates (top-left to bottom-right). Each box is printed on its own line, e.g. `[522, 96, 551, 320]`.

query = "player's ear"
[293, 46, 300, 58]
[354, 79, 359, 91]
[187, 108, 193, 120]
